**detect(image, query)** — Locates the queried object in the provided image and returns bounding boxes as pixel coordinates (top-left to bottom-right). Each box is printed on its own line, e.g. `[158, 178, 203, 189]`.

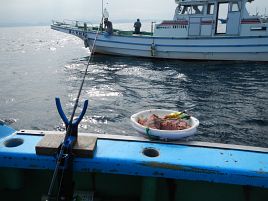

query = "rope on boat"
[46, 18, 103, 201]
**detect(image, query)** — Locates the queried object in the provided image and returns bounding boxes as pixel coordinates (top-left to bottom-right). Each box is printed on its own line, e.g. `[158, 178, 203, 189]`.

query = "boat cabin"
[154, 0, 268, 37]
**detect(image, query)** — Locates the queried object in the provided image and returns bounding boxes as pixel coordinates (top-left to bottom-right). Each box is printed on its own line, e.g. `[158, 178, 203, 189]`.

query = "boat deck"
[52, 22, 152, 37]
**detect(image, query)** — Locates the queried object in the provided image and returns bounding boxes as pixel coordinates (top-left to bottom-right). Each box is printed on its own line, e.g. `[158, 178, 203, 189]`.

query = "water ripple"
[1, 26, 268, 147]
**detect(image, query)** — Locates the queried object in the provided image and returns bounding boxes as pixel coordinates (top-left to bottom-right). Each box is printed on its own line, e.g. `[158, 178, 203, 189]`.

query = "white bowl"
[130, 109, 199, 140]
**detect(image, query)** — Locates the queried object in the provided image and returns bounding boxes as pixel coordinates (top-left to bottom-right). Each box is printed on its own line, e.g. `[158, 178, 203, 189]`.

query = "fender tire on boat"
[84, 39, 89, 48]
[151, 43, 156, 57]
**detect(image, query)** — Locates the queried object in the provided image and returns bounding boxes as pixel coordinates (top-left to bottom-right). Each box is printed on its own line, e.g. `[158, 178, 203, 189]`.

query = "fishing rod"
[44, 18, 103, 201]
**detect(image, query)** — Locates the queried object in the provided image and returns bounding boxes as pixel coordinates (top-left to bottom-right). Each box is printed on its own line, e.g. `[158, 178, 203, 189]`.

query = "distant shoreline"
[0, 23, 50, 28]
[0, 19, 162, 28]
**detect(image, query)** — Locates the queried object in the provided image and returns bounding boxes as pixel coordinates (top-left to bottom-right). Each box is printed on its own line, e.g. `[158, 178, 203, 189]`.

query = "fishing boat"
[0, 121, 268, 201]
[51, 0, 268, 61]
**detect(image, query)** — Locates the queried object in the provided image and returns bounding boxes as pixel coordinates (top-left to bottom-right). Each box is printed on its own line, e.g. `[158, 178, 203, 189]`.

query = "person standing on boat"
[104, 18, 113, 36]
[134, 19, 141, 34]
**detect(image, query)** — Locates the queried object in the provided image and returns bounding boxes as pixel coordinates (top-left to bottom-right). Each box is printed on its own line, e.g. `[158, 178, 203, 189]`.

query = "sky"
[0, 0, 268, 26]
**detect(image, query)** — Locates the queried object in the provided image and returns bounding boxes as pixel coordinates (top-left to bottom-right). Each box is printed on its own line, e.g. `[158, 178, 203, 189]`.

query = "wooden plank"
[35, 134, 63, 156]
[73, 136, 97, 158]
[35, 134, 97, 158]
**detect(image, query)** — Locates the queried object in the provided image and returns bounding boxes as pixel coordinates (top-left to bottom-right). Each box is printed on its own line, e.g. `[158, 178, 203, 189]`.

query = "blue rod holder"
[55, 97, 88, 137]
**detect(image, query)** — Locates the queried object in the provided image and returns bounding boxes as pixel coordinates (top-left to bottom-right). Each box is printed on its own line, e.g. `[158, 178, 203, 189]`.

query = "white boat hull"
[52, 25, 268, 61]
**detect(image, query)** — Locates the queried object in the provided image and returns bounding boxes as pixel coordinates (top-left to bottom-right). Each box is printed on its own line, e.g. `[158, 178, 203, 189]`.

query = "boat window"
[207, 3, 214, 15]
[181, 5, 191, 14]
[191, 5, 204, 14]
[176, 6, 182, 14]
[231, 2, 240, 12]
[216, 2, 228, 34]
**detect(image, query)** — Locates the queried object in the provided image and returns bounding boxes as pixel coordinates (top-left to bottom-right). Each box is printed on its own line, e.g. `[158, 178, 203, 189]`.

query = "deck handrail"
[52, 19, 95, 31]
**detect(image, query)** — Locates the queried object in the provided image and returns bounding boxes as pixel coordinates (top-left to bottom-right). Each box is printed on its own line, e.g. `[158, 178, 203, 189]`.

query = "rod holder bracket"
[55, 97, 88, 137]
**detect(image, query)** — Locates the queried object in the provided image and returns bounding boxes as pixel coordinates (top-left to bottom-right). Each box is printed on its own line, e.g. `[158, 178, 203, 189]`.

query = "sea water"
[0, 25, 267, 147]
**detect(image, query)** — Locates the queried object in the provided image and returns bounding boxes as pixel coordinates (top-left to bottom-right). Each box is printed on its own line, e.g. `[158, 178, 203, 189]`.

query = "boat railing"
[52, 19, 96, 31]
[52, 20, 153, 36]
[175, 0, 208, 4]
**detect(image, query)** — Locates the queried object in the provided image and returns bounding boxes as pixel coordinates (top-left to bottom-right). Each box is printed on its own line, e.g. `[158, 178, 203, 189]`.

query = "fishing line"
[46, 18, 103, 201]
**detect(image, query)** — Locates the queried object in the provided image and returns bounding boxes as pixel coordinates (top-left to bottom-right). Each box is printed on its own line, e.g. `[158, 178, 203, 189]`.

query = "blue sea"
[0, 25, 267, 147]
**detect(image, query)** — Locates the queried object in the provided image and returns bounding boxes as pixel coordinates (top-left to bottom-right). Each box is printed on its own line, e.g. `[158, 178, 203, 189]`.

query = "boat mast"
[102, 0, 104, 29]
